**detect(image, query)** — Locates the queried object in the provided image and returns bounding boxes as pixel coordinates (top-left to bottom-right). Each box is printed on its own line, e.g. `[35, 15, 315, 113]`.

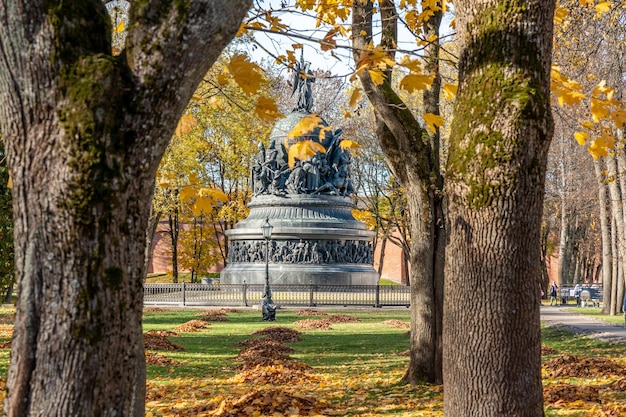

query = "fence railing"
[144, 283, 411, 308]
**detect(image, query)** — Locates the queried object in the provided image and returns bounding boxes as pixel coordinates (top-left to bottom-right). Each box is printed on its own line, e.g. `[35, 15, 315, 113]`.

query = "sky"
[243, 0, 455, 81]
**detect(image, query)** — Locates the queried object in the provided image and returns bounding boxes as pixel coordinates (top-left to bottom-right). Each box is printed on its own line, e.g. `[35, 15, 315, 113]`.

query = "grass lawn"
[0, 305, 625, 415]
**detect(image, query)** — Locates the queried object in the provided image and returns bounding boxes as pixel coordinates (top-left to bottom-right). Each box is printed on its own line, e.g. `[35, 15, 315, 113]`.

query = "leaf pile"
[144, 331, 185, 351]
[585, 404, 626, 417]
[543, 382, 600, 404]
[231, 326, 318, 385]
[209, 388, 332, 417]
[605, 378, 626, 391]
[297, 309, 328, 316]
[542, 345, 559, 355]
[382, 319, 411, 329]
[0, 341, 11, 349]
[173, 320, 211, 333]
[295, 318, 333, 330]
[326, 314, 360, 323]
[251, 326, 302, 343]
[543, 355, 626, 378]
[146, 352, 182, 366]
[196, 308, 238, 322]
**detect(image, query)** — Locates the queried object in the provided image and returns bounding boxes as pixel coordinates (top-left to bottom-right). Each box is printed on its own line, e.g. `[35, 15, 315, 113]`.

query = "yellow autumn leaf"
[595, 1, 611, 16]
[423, 113, 444, 133]
[255, 97, 284, 123]
[288, 140, 326, 168]
[115, 21, 125, 33]
[399, 56, 422, 73]
[217, 71, 230, 86]
[368, 69, 386, 85]
[198, 187, 228, 203]
[574, 131, 589, 145]
[553, 6, 569, 25]
[611, 109, 626, 127]
[588, 140, 608, 160]
[339, 140, 360, 150]
[579, 0, 594, 6]
[287, 114, 324, 140]
[442, 83, 457, 100]
[349, 88, 362, 108]
[228, 54, 264, 95]
[590, 97, 610, 122]
[399, 74, 434, 93]
[192, 196, 216, 216]
[179, 185, 197, 202]
[175, 114, 198, 138]
[7, 174, 11, 189]
[449, 17, 456, 29]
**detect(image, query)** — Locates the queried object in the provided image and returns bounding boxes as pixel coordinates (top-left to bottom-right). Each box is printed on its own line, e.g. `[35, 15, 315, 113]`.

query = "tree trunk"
[168, 210, 179, 283]
[352, 0, 443, 384]
[611, 215, 619, 315]
[144, 207, 162, 280]
[443, 1, 554, 416]
[606, 155, 625, 315]
[0, 1, 251, 416]
[557, 206, 571, 285]
[377, 237, 387, 277]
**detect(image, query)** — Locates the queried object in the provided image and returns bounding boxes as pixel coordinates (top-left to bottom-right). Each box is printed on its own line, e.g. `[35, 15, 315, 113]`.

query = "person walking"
[549, 281, 558, 306]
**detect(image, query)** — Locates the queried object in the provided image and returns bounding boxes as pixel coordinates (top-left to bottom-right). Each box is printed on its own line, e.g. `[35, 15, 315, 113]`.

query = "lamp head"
[262, 218, 273, 240]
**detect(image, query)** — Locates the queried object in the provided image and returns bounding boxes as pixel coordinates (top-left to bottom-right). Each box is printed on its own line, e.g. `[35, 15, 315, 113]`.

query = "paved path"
[540, 305, 626, 345]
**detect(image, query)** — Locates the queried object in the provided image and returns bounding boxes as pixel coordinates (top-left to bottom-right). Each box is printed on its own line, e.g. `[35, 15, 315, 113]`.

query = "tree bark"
[352, 0, 443, 384]
[606, 155, 625, 315]
[168, 209, 180, 283]
[0, 1, 251, 416]
[443, 1, 555, 416]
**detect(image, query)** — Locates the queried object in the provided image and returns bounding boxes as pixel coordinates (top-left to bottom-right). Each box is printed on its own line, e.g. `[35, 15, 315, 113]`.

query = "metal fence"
[144, 283, 411, 308]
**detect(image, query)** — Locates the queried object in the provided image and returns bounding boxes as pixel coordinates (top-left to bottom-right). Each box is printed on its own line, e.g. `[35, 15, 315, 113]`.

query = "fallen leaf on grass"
[382, 320, 410, 329]
[541, 345, 559, 355]
[146, 352, 182, 366]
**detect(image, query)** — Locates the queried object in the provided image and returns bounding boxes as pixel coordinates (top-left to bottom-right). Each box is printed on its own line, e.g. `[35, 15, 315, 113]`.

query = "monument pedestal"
[221, 194, 378, 285]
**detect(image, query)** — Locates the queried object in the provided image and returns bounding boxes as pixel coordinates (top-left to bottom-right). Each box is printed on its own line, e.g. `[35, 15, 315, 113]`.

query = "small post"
[375, 284, 381, 308]
[309, 279, 314, 307]
[243, 280, 248, 307]
[182, 281, 186, 306]
[261, 218, 276, 321]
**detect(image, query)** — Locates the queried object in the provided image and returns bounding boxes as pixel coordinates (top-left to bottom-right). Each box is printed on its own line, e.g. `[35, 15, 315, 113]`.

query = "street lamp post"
[261, 218, 276, 321]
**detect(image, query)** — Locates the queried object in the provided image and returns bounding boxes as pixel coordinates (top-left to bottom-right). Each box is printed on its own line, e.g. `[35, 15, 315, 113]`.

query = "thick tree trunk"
[443, 1, 555, 416]
[0, 1, 251, 415]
